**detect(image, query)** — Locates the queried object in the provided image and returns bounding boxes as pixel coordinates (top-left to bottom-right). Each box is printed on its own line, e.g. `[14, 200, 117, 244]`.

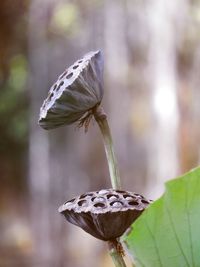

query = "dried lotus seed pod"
[59, 189, 152, 241]
[39, 50, 103, 130]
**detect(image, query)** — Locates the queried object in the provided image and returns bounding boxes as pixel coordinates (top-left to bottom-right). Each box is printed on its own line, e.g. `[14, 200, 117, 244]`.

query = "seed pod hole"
[53, 84, 57, 91]
[107, 194, 119, 200]
[73, 65, 79, 69]
[77, 200, 87, 206]
[80, 193, 93, 199]
[78, 60, 83, 63]
[128, 200, 139, 206]
[49, 92, 54, 100]
[141, 199, 149, 204]
[123, 194, 133, 198]
[116, 190, 126, 194]
[59, 70, 68, 80]
[59, 81, 64, 87]
[98, 189, 109, 195]
[94, 202, 105, 208]
[66, 72, 73, 79]
[64, 198, 75, 205]
[110, 201, 123, 207]
[94, 197, 105, 202]
[134, 193, 142, 197]
[126, 197, 135, 201]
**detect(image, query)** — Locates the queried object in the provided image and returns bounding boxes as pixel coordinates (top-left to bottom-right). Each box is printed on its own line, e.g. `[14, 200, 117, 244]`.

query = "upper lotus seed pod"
[39, 50, 103, 130]
[59, 189, 152, 241]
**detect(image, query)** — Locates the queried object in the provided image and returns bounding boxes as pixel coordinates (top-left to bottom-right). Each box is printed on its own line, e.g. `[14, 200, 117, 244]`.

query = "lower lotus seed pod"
[59, 189, 152, 241]
[39, 50, 103, 130]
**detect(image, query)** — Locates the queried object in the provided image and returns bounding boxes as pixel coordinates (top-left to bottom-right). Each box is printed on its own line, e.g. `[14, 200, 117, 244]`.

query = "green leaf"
[124, 167, 200, 267]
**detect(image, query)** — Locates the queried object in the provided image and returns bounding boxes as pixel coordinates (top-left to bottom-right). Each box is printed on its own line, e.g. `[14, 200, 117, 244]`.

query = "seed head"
[39, 50, 103, 130]
[59, 189, 152, 241]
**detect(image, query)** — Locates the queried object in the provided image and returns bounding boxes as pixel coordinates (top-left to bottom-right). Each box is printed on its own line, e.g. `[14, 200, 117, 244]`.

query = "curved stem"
[94, 105, 121, 189]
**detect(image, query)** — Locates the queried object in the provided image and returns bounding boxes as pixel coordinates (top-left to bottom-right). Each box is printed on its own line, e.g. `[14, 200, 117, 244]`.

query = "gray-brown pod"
[39, 50, 103, 130]
[59, 189, 151, 241]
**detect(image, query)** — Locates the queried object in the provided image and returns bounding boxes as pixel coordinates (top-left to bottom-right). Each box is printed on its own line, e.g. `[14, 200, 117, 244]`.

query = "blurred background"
[0, 0, 200, 266]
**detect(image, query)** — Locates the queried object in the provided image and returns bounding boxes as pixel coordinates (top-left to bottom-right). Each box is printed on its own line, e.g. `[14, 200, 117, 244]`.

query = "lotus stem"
[94, 106, 126, 267]
[94, 105, 121, 189]
[108, 240, 127, 267]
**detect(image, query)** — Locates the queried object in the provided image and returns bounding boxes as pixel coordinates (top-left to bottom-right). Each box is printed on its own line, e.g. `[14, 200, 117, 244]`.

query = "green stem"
[94, 106, 126, 267]
[108, 240, 127, 267]
[94, 105, 121, 189]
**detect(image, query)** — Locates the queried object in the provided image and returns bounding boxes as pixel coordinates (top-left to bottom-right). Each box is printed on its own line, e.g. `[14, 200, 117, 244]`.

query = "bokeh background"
[1, 0, 200, 266]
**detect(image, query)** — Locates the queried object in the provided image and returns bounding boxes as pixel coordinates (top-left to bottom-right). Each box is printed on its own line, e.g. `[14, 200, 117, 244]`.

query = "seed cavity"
[141, 199, 149, 204]
[107, 194, 119, 200]
[123, 194, 134, 199]
[77, 200, 87, 206]
[66, 72, 73, 79]
[53, 84, 57, 91]
[48, 92, 54, 100]
[59, 81, 64, 86]
[59, 70, 68, 80]
[94, 203, 105, 208]
[64, 198, 75, 205]
[98, 189, 109, 195]
[116, 190, 126, 194]
[126, 196, 135, 201]
[80, 193, 93, 199]
[94, 197, 105, 202]
[134, 193, 142, 197]
[73, 65, 79, 69]
[110, 201, 123, 207]
[128, 200, 139, 206]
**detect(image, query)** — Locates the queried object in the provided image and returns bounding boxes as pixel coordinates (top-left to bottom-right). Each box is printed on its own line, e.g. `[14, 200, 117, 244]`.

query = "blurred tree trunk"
[28, 0, 63, 266]
[146, 0, 187, 197]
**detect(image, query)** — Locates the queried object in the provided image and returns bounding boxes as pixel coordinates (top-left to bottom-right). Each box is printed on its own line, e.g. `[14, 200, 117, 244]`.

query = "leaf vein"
[144, 216, 164, 267]
[165, 205, 190, 267]
[185, 177, 195, 266]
